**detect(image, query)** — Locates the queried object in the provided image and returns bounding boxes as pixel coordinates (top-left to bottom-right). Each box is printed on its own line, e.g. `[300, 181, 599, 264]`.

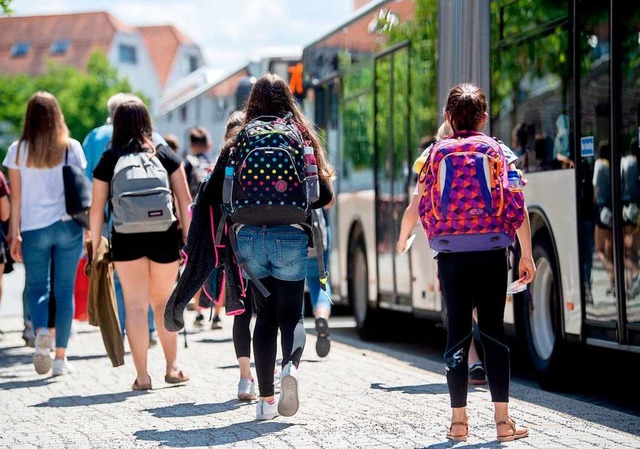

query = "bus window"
[620, 3, 640, 327]
[491, 0, 572, 173]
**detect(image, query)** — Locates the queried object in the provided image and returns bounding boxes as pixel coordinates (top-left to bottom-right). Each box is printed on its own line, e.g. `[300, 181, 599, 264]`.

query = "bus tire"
[348, 238, 380, 340]
[518, 237, 566, 389]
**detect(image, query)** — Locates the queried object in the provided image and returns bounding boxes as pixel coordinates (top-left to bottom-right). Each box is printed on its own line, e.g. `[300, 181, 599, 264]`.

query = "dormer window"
[119, 44, 137, 64]
[50, 40, 70, 56]
[11, 41, 31, 58]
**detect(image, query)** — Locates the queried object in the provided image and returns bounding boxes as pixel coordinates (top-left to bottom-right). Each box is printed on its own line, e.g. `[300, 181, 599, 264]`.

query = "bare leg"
[148, 259, 182, 377]
[238, 356, 253, 379]
[114, 258, 151, 386]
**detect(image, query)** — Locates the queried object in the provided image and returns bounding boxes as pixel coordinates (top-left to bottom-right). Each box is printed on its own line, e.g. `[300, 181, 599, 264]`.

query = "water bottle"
[304, 146, 317, 175]
[304, 146, 319, 203]
[507, 170, 522, 191]
[222, 166, 234, 205]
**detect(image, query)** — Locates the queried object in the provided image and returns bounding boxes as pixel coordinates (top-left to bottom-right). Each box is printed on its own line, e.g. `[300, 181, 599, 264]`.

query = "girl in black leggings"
[426, 84, 535, 442]
[218, 73, 334, 420]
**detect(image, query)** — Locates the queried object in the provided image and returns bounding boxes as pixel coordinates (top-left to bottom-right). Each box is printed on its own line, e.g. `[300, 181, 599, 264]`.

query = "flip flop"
[132, 377, 152, 391]
[165, 370, 189, 384]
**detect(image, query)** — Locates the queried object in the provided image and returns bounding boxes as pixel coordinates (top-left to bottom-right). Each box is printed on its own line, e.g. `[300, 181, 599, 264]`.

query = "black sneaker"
[193, 313, 205, 328]
[468, 363, 487, 385]
[211, 314, 222, 330]
[315, 317, 331, 358]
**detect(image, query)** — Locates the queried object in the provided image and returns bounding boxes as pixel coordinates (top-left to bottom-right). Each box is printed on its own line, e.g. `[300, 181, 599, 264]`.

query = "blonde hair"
[19, 92, 69, 169]
[436, 122, 453, 141]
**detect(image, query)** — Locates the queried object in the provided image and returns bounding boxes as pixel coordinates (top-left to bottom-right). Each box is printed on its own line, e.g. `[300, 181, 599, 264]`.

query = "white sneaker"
[33, 330, 53, 375]
[237, 377, 257, 401]
[278, 362, 299, 417]
[52, 357, 73, 377]
[256, 398, 279, 420]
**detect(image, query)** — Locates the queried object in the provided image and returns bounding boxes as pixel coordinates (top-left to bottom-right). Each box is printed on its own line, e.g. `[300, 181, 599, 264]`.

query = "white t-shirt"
[2, 139, 87, 232]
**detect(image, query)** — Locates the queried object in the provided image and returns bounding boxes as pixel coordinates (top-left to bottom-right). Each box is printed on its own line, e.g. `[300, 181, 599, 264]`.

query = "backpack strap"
[227, 223, 271, 297]
[304, 209, 329, 291]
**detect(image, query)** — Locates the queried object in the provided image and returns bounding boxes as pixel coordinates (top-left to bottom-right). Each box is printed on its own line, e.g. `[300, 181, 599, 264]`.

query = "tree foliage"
[0, 51, 144, 162]
[339, 0, 439, 174]
[0, 0, 12, 14]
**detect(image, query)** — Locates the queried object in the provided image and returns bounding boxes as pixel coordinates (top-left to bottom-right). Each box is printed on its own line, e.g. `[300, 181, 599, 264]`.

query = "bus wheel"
[519, 238, 565, 389]
[349, 239, 380, 340]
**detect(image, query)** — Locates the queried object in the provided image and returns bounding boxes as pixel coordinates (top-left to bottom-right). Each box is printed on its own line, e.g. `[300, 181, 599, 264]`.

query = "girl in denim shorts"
[217, 73, 334, 420]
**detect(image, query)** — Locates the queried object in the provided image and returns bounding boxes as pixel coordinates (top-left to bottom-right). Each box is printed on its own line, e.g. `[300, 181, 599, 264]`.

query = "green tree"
[1, 0, 12, 14]
[0, 51, 144, 163]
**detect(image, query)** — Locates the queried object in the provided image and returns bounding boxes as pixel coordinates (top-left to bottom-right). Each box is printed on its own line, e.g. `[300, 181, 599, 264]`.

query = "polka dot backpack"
[222, 114, 320, 226]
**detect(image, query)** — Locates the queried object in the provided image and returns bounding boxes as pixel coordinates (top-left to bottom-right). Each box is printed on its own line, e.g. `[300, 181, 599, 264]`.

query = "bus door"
[373, 42, 413, 309]
[578, 0, 640, 348]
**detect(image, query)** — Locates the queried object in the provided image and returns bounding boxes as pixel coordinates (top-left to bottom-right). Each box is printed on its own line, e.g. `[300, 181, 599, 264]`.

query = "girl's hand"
[10, 235, 23, 262]
[396, 235, 408, 254]
[518, 254, 536, 284]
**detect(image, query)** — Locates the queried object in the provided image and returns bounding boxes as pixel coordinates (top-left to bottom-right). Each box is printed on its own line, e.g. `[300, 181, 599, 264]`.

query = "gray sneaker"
[277, 362, 299, 417]
[33, 330, 53, 375]
[22, 322, 35, 348]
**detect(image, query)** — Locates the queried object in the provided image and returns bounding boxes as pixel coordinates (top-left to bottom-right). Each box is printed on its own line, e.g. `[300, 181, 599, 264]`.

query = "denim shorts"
[236, 225, 309, 281]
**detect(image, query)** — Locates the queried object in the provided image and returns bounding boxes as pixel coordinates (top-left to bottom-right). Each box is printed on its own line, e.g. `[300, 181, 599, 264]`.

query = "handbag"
[62, 147, 92, 229]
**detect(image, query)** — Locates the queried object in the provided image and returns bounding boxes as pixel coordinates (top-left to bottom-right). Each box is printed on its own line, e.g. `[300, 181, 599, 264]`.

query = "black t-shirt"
[93, 144, 182, 183]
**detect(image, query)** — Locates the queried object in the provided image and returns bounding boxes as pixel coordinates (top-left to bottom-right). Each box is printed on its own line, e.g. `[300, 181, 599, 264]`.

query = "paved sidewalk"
[1, 310, 640, 448]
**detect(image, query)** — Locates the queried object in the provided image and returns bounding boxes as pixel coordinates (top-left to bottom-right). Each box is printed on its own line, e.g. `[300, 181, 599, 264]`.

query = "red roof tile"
[0, 12, 129, 76]
[137, 25, 195, 87]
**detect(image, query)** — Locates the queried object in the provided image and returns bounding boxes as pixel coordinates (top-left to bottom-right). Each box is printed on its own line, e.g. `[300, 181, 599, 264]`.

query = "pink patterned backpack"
[418, 130, 525, 252]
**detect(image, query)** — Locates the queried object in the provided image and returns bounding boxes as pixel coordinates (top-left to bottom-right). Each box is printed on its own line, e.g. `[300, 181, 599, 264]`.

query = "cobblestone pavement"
[1, 304, 640, 448]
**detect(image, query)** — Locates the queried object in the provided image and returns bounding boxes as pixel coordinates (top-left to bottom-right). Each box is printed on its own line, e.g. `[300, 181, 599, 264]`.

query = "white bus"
[302, 0, 640, 386]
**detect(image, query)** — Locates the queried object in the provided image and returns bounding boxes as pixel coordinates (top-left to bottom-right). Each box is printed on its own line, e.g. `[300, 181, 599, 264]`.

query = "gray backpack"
[110, 151, 176, 234]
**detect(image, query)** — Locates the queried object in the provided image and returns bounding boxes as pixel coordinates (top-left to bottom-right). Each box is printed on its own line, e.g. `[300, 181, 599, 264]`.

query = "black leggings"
[251, 276, 306, 397]
[232, 294, 253, 359]
[438, 249, 510, 408]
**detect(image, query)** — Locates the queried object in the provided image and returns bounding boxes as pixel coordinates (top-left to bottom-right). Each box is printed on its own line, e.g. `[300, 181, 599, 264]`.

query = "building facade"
[0, 12, 205, 113]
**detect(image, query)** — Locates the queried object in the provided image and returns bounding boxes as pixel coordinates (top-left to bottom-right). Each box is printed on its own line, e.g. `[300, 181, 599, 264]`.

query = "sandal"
[132, 376, 152, 391]
[446, 421, 468, 442]
[496, 419, 528, 442]
[165, 370, 189, 384]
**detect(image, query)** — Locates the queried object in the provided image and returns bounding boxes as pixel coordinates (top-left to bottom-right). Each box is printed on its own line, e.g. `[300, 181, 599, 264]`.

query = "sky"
[9, 0, 356, 76]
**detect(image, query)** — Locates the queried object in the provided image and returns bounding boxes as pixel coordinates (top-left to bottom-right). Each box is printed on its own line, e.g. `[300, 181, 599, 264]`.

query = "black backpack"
[221, 114, 319, 225]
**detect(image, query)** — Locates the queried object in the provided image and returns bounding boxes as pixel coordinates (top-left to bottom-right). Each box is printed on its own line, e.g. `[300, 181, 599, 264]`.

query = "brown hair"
[164, 134, 180, 153]
[18, 91, 69, 168]
[443, 83, 487, 132]
[222, 73, 334, 180]
[189, 126, 211, 147]
[111, 101, 155, 154]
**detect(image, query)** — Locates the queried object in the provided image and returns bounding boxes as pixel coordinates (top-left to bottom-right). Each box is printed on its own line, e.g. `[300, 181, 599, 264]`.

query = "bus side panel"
[524, 170, 581, 336]
[410, 225, 441, 313]
[337, 190, 378, 304]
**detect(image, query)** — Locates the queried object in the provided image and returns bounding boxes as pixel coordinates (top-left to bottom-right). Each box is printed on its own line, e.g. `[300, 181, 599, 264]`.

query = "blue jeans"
[21, 220, 83, 348]
[237, 225, 309, 281]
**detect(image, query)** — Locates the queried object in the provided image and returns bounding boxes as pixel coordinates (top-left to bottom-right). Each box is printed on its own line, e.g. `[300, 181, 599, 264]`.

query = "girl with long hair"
[220, 73, 334, 419]
[3, 92, 85, 376]
[90, 100, 192, 390]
